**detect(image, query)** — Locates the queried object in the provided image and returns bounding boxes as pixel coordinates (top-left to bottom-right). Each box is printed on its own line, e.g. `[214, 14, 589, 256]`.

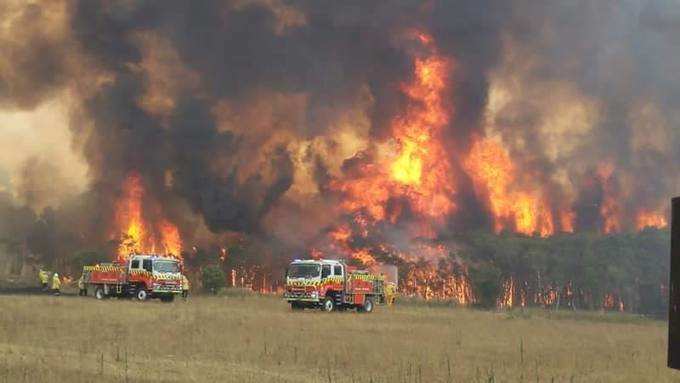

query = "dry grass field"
[0, 293, 676, 382]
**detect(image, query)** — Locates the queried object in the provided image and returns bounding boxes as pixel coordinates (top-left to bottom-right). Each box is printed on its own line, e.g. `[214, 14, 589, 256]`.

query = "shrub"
[201, 266, 226, 294]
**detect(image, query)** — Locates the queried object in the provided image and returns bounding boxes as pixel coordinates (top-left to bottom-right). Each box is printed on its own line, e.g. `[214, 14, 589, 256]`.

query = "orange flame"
[401, 244, 475, 304]
[310, 248, 323, 260]
[333, 31, 455, 224]
[328, 224, 377, 266]
[636, 210, 667, 230]
[403, 263, 474, 304]
[333, 173, 392, 221]
[390, 52, 455, 219]
[497, 277, 515, 309]
[596, 162, 622, 234]
[498, 278, 577, 310]
[559, 209, 576, 233]
[464, 138, 555, 237]
[159, 219, 182, 257]
[326, 31, 456, 283]
[602, 293, 625, 312]
[115, 173, 146, 261]
[114, 172, 182, 263]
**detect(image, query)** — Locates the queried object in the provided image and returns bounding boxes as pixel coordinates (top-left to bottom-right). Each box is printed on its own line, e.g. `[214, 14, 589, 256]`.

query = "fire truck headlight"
[310, 291, 318, 299]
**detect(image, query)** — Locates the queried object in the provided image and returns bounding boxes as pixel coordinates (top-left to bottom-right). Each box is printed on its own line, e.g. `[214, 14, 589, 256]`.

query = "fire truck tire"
[160, 295, 175, 303]
[94, 287, 106, 300]
[358, 298, 374, 313]
[135, 289, 148, 301]
[290, 302, 304, 311]
[321, 297, 335, 312]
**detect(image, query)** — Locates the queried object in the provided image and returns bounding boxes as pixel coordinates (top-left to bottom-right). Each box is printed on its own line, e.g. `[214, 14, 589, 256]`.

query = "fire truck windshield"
[154, 261, 180, 273]
[288, 264, 321, 279]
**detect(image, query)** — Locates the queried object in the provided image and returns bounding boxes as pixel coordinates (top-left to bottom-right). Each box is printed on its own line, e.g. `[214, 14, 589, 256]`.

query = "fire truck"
[283, 259, 386, 313]
[83, 254, 184, 302]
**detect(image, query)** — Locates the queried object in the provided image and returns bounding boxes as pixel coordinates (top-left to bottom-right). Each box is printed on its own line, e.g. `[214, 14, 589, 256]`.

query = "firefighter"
[38, 268, 49, 291]
[182, 275, 190, 299]
[51, 273, 61, 296]
[385, 282, 397, 306]
[77, 275, 87, 296]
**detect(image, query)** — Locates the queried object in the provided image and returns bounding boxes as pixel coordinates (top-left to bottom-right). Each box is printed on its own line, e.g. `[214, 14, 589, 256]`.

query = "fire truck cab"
[283, 259, 386, 313]
[83, 254, 183, 302]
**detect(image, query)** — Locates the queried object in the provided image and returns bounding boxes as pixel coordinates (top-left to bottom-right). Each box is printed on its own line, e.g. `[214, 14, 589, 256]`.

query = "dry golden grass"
[0, 293, 676, 382]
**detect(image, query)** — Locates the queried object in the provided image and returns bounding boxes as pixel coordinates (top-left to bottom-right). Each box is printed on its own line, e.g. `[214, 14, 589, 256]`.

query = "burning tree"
[0, 1, 675, 313]
[113, 172, 182, 263]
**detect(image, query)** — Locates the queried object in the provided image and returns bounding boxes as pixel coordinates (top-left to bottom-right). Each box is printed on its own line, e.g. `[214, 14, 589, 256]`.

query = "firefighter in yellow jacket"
[77, 275, 87, 296]
[182, 275, 190, 299]
[52, 273, 61, 296]
[38, 269, 49, 291]
[385, 282, 397, 306]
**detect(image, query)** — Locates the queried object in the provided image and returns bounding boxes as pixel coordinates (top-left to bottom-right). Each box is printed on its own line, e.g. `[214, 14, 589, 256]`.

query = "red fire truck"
[83, 254, 183, 302]
[283, 259, 386, 313]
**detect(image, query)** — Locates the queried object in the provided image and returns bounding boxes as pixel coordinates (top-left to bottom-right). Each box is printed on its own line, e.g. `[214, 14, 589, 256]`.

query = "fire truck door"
[321, 264, 331, 279]
[130, 258, 141, 272]
[143, 259, 153, 273]
[333, 265, 347, 303]
[128, 258, 143, 284]
[333, 264, 345, 295]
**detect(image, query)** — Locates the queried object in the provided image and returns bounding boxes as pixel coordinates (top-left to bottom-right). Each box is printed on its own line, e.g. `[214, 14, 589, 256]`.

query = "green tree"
[202, 265, 226, 294]
[468, 263, 502, 308]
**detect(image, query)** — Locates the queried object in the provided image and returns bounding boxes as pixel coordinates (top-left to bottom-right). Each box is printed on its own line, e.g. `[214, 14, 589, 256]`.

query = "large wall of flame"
[0, 0, 677, 266]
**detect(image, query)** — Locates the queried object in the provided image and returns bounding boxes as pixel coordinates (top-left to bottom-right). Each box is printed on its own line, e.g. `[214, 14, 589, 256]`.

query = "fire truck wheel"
[135, 289, 148, 301]
[94, 287, 105, 300]
[359, 298, 374, 313]
[160, 295, 175, 303]
[321, 297, 335, 312]
[290, 302, 304, 311]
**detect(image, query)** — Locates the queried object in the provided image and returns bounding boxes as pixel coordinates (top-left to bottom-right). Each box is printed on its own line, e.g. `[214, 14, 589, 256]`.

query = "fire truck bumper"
[152, 283, 182, 294]
[283, 291, 320, 302]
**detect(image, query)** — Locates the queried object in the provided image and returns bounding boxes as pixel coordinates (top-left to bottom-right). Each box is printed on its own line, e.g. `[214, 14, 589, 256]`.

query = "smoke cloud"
[0, 0, 677, 264]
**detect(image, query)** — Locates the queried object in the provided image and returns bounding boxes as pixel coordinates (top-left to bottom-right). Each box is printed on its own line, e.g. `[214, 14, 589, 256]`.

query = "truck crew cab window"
[143, 259, 153, 273]
[321, 264, 331, 278]
[131, 259, 140, 269]
[333, 265, 343, 277]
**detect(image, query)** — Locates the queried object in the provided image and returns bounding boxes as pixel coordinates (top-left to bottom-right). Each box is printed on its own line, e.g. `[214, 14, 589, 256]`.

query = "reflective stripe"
[83, 265, 183, 282]
[154, 272, 183, 281]
[287, 280, 320, 287]
[130, 270, 152, 277]
[349, 274, 384, 282]
[83, 265, 122, 272]
[286, 273, 384, 291]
